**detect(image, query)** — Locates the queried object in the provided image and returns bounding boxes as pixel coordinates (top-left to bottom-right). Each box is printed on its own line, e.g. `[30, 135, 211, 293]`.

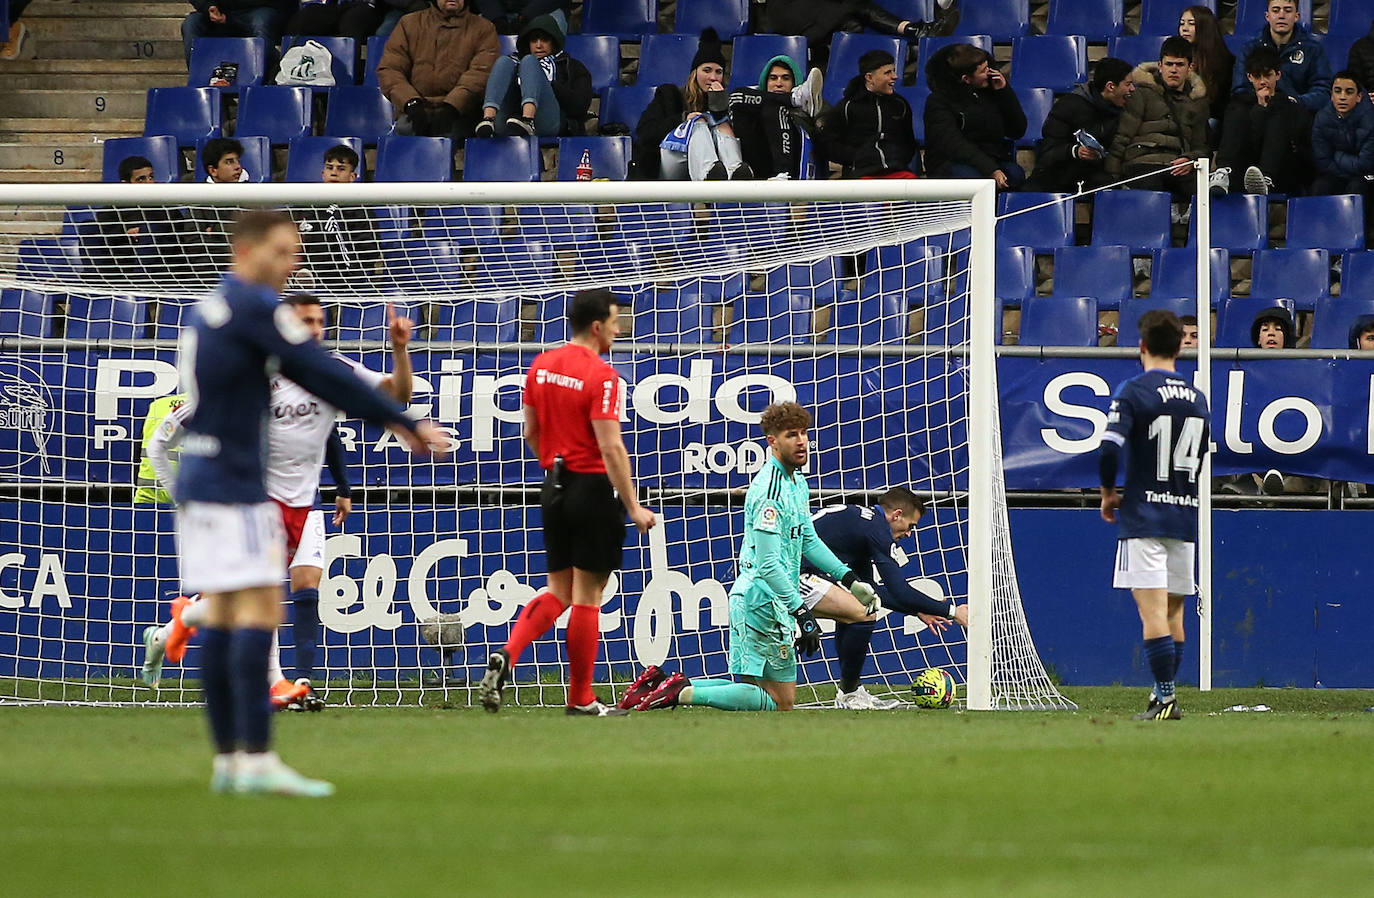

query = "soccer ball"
[911, 667, 956, 709]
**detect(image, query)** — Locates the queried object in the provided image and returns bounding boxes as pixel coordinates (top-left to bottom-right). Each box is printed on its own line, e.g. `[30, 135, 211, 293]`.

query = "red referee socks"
[503, 590, 567, 665]
[566, 604, 599, 708]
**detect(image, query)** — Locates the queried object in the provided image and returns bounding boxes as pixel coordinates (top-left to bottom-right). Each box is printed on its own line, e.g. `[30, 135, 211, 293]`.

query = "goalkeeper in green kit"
[626, 401, 878, 712]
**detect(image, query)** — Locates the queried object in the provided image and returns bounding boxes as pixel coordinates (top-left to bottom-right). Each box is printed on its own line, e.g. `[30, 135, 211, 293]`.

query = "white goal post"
[0, 178, 1071, 711]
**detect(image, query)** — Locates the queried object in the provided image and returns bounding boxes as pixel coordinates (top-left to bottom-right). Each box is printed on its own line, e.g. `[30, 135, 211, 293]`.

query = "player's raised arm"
[375, 301, 414, 404]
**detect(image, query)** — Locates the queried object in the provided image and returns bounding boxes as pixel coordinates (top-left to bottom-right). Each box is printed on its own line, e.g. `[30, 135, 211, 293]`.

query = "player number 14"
[1148, 416, 1205, 483]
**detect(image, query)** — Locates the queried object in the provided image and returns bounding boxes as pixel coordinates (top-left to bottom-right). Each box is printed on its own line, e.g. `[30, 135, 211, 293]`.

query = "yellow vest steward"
[133, 394, 188, 504]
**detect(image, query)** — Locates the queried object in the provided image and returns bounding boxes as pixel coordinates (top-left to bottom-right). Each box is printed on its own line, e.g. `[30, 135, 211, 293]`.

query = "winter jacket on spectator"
[921, 46, 1026, 177]
[1106, 61, 1209, 176]
[1026, 82, 1123, 191]
[377, 2, 501, 115]
[513, 11, 593, 135]
[1231, 22, 1332, 113]
[630, 84, 687, 179]
[819, 74, 919, 177]
[1312, 92, 1374, 178]
[1348, 21, 1374, 102]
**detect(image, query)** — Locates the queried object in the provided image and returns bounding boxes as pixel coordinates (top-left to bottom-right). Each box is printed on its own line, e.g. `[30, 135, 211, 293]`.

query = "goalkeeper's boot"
[271, 678, 310, 711]
[141, 625, 166, 688]
[234, 752, 335, 798]
[636, 672, 690, 711]
[835, 684, 901, 710]
[210, 752, 239, 795]
[478, 648, 510, 713]
[565, 698, 629, 717]
[295, 678, 326, 712]
[165, 595, 196, 663]
[1132, 697, 1182, 721]
[617, 665, 667, 710]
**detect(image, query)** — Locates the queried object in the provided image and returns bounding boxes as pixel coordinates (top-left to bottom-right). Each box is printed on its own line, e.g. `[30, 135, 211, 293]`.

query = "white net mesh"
[0, 182, 1071, 710]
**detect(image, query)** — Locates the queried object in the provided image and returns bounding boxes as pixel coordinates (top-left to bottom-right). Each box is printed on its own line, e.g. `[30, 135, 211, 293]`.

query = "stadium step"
[0, 90, 148, 119]
[0, 142, 106, 173]
[0, 121, 143, 144]
[0, 58, 185, 76]
[23, 14, 184, 42]
[0, 167, 95, 183]
[37, 39, 185, 60]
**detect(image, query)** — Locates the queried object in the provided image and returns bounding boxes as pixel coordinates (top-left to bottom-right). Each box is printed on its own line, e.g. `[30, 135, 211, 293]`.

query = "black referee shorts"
[541, 467, 626, 574]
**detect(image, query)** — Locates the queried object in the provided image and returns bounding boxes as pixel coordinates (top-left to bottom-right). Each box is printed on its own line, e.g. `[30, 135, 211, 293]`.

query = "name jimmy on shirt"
[1155, 383, 1198, 404]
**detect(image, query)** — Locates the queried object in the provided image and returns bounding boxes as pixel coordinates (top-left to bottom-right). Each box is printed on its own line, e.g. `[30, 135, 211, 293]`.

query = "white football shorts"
[290, 509, 326, 570]
[177, 501, 287, 593]
[800, 573, 832, 611]
[1113, 537, 1196, 595]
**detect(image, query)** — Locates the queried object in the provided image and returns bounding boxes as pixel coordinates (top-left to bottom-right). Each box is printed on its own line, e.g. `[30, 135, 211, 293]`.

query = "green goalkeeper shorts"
[727, 584, 797, 683]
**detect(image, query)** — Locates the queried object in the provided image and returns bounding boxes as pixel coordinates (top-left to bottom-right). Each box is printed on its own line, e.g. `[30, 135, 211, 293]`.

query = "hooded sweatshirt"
[1251, 306, 1296, 348]
[514, 12, 593, 134]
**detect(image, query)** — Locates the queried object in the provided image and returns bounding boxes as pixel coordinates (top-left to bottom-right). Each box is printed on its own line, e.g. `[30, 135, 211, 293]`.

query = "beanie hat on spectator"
[1250, 306, 1295, 348]
[757, 54, 803, 91]
[1348, 314, 1374, 350]
[691, 28, 726, 71]
[858, 49, 895, 75]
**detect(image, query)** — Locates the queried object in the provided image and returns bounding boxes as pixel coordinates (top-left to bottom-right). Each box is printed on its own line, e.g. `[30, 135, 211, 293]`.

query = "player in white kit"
[141, 294, 415, 710]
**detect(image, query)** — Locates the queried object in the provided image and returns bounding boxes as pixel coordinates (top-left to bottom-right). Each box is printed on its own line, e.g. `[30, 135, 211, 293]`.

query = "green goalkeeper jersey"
[734, 453, 851, 629]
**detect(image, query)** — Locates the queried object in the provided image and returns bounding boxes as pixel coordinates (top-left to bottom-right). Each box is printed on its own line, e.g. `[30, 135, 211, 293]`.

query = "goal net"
[0, 180, 1072, 711]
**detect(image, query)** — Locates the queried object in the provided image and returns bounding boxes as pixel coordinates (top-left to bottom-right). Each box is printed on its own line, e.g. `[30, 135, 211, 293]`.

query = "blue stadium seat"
[1015, 87, 1053, 148]
[639, 286, 715, 343]
[430, 297, 521, 343]
[281, 35, 358, 86]
[860, 241, 946, 300]
[995, 244, 1037, 304]
[764, 256, 856, 306]
[1250, 248, 1331, 311]
[324, 85, 395, 142]
[144, 87, 222, 147]
[1217, 296, 1296, 348]
[826, 293, 908, 345]
[335, 301, 415, 342]
[1011, 36, 1088, 92]
[473, 241, 556, 291]
[556, 136, 631, 180]
[729, 35, 808, 91]
[1117, 297, 1197, 346]
[582, 0, 657, 40]
[1151, 248, 1230, 305]
[1286, 195, 1365, 253]
[599, 84, 656, 131]
[1329, 0, 1374, 37]
[564, 34, 621, 96]
[0, 288, 55, 338]
[1320, 31, 1358, 76]
[1189, 194, 1267, 253]
[196, 135, 270, 182]
[674, 0, 749, 39]
[825, 33, 905, 106]
[1233, 0, 1311, 34]
[497, 33, 517, 56]
[1018, 296, 1098, 346]
[1091, 190, 1172, 251]
[463, 136, 540, 181]
[1311, 298, 1374, 349]
[532, 292, 571, 345]
[1046, 0, 1123, 38]
[896, 85, 931, 143]
[375, 135, 452, 181]
[996, 193, 1075, 253]
[1106, 34, 1168, 67]
[421, 205, 502, 245]
[364, 34, 386, 86]
[152, 298, 201, 339]
[728, 293, 815, 345]
[66, 295, 146, 340]
[614, 201, 694, 250]
[1138, 0, 1214, 37]
[235, 86, 312, 143]
[16, 239, 82, 283]
[285, 136, 365, 182]
[102, 136, 179, 183]
[1341, 251, 1374, 298]
[1052, 245, 1134, 310]
[516, 204, 596, 244]
[188, 37, 267, 90]
[636, 33, 700, 87]
[953, 0, 1030, 40]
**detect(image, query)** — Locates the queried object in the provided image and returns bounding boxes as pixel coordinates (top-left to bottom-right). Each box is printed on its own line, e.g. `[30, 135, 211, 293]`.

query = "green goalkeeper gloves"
[842, 571, 881, 615]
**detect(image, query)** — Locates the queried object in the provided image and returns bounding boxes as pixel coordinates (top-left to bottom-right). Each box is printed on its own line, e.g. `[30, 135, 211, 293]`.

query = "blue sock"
[231, 628, 274, 753]
[291, 587, 320, 681]
[836, 620, 876, 694]
[1173, 641, 1185, 682]
[1143, 635, 1176, 701]
[200, 627, 236, 754]
[687, 682, 778, 711]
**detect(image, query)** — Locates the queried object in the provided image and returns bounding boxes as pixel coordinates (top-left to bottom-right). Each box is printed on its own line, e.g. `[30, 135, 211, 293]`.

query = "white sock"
[180, 596, 208, 629]
[152, 623, 170, 646]
[267, 631, 284, 684]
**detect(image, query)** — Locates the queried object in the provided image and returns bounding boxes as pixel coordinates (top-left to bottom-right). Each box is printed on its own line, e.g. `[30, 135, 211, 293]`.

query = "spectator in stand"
[1351, 21, 1374, 92]
[1217, 305, 1300, 496]
[729, 56, 825, 180]
[285, 0, 385, 43]
[474, 0, 570, 35]
[180, 1, 286, 71]
[1312, 71, 1374, 240]
[1209, 46, 1314, 197]
[1025, 57, 1134, 193]
[818, 49, 918, 179]
[473, 11, 590, 137]
[763, 0, 959, 70]
[1106, 37, 1210, 197]
[293, 145, 382, 291]
[1180, 314, 1200, 348]
[1, 0, 31, 59]
[922, 43, 1027, 189]
[203, 137, 251, 183]
[1231, 0, 1331, 114]
[95, 156, 194, 282]
[633, 29, 752, 180]
[1177, 5, 1234, 126]
[378, 0, 501, 140]
[1350, 315, 1374, 351]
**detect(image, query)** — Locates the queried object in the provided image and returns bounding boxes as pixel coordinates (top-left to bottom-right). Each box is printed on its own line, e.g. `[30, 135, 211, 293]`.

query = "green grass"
[4, 687, 1373, 897]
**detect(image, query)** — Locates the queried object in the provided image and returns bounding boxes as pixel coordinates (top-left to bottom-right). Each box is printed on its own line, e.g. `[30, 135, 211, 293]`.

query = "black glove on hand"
[427, 101, 460, 137]
[792, 605, 822, 658]
[403, 98, 431, 134]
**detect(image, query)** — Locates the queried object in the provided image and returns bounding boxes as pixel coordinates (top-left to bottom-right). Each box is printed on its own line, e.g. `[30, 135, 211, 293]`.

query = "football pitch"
[4, 687, 1372, 897]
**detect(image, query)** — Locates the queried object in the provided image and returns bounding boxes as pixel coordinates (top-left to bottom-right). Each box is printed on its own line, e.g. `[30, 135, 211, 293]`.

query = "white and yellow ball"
[911, 667, 956, 709]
